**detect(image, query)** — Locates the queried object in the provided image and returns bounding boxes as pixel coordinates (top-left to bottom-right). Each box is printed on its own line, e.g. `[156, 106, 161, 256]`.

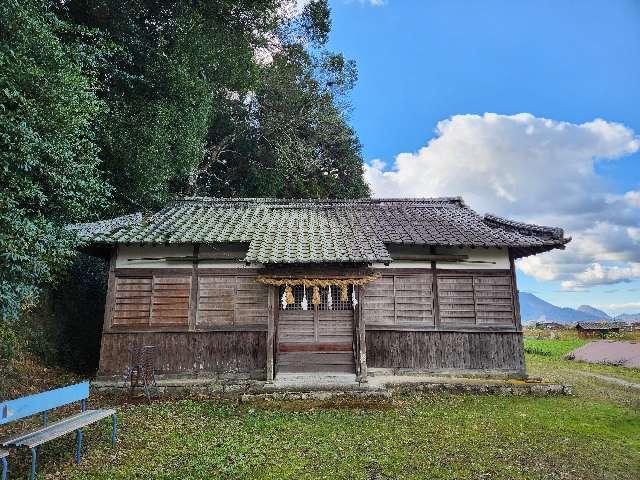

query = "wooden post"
[98, 248, 117, 377]
[189, 244, 200, 330]
[102, 248, 117, 332]
[266, 285, 275, 382]
[509, 252, 522, 330]
[431, 260, 440, 328]
[356, 285, 368, 383]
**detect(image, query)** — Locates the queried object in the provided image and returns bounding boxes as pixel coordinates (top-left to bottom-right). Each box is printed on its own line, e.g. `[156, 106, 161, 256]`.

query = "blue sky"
[324, 0, 640, 314]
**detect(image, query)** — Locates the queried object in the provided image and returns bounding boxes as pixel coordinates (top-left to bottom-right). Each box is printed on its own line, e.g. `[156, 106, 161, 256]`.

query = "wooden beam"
[509, 253, 522, 330]
[365, 325, 520, 333]
[356, 285, 368, 383]
[266, 286, 275, 382]
[391, 254, 469, 261]
[189, 244, 199, 331]
[431, 260, 440, 327]
[102, 248, 117, 333]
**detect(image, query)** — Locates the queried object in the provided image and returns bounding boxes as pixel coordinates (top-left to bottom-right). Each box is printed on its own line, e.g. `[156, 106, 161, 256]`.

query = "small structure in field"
[534, 321, 566, 330]
[575, 322, 624, 338]
[71, 197, 569, 383]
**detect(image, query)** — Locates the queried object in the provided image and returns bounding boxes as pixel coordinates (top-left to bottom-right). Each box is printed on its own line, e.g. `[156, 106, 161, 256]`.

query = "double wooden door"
[276, 288, 355, 374]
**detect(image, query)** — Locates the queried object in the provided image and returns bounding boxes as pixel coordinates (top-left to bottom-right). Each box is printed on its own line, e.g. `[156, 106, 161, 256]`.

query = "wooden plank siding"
[366, 331, 525, 373]
[98, 331, 266, 376]
[364, 273, 434, 326]
[111, 275, 191, 327]
[99, 262, 523, 378]
[276, 309, 355, 374]
[437, 273, 515, 327]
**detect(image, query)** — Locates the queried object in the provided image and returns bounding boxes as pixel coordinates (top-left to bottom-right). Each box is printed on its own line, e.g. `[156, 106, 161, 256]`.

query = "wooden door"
[277, 286, 355, 374]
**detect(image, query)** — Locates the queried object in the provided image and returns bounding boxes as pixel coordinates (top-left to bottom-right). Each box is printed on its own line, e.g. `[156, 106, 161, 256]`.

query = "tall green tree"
[0, 0, 110, 330]
[60, 0, 284, 212]
[61, 0, 369, 210]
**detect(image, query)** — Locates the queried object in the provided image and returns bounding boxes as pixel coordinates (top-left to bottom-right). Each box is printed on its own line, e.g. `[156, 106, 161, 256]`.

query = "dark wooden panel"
[150, 275, 191, 326]
[364, 274, 434, 326]
[98, 331, 266, 376]
[279, 343, 353, 352]
[366, 331, 525, 372]
[196, 274, 268, 327]
[111, 277, 152, 326]
[473, 275, 514, 325]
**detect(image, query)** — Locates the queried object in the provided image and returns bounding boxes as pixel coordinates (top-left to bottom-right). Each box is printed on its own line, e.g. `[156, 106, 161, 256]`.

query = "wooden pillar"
[356, 285, 368, 383]
[98, 248, 117, 376]
[431, 260, 440, 328]
[509, 252, 522, 330]
[102, 247, 117, 332]
[266, 285, 275, 382]
[188, 244, 200, 330]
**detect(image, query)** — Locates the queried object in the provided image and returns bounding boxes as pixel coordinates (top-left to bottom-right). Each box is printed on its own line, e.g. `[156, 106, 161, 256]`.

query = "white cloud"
[624, 191, 640, 208]
[365, 113, 640, 288]
[593, 301, 640, 314]
[561, 262, 640, 290]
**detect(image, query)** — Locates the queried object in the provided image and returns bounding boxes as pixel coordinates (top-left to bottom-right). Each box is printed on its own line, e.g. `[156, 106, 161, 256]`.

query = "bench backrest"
[0, 382, 89, 425]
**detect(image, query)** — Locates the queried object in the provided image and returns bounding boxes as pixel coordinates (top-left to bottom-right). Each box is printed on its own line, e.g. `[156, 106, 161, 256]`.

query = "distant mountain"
[576, 305, 610, 320]
[614, 313, 640, 322]
[519, 292, 605, 324]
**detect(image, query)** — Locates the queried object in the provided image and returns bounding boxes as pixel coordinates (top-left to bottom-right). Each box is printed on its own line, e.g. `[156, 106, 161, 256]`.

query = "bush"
[18, 254, 107, 374]
[0, 319, 18, 362]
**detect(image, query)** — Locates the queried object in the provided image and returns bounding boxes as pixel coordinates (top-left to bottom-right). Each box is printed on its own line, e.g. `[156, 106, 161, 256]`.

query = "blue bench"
[0, 382, 116, 480]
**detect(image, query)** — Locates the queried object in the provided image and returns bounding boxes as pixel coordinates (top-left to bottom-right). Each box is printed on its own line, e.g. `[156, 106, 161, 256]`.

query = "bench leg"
[2, 456, 7, 480]
[75, 429, 83, 464]
[30, 448, 37, 480]
[111, 414, 117, 445]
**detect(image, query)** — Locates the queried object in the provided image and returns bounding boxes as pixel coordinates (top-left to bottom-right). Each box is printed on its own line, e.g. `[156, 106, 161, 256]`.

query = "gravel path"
[567, 369, 640, 390]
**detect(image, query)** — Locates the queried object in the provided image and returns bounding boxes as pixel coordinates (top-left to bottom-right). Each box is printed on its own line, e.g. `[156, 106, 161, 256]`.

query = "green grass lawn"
[4, 342, 640, 480]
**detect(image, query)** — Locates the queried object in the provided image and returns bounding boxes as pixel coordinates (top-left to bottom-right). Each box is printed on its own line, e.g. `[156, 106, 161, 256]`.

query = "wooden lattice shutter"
[473, 275, 514, 325]
[394, 274, 434, 324]
[437, 276, 476, 325]
[149, 276, 191, 326]
[111, 277, 152, 326]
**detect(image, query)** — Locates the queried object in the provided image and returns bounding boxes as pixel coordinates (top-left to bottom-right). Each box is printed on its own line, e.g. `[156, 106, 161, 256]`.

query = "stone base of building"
[93, 370, 570, 397]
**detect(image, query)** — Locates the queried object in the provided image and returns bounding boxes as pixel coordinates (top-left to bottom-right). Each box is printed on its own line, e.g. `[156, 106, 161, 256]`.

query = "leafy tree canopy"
[1, 0, 370, 336]
[59, 0, 369, 212]
[0, 0, 110, 324]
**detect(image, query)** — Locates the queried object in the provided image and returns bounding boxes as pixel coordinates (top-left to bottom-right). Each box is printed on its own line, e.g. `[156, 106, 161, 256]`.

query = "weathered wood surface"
[437, 273, 515, 327]
[266, 286, 275, 381]
[110, 275, 192, 327]
[364, 273, 435, 326]
[98, 331, 266, 375]
[366, 331, 525, 372]
[356, 285, 367, 381]
[197, 275, 269, 327]
[276, 305, 354, 373]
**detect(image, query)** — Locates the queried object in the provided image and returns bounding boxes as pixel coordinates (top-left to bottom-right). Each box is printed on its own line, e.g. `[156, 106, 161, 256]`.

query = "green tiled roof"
[71, 197, 570, 263]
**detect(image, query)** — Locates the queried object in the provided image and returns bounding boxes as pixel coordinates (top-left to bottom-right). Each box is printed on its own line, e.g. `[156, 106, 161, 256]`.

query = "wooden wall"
[366, 331, 525, 372]
[364, 269, 519, 330]
[362, 267, 524, 374]
[99, 267, 270, 377]
[104, 268, 268, 332]
[98, 258, 524, 378]
[98, 331, 266, 376]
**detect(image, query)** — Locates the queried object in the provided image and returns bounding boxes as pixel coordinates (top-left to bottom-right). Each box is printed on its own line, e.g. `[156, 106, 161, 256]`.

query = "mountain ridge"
[518, 292, 637, 324]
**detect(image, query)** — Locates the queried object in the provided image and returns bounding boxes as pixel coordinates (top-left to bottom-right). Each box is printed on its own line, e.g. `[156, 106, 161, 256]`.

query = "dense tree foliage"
[60, 0, 369, 212]
[0, 0, 110, 333]
[1, 0, 369, 363]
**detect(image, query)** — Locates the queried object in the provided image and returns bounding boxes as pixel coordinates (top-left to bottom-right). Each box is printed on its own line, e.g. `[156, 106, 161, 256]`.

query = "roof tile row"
[71, 197, 570, 263]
